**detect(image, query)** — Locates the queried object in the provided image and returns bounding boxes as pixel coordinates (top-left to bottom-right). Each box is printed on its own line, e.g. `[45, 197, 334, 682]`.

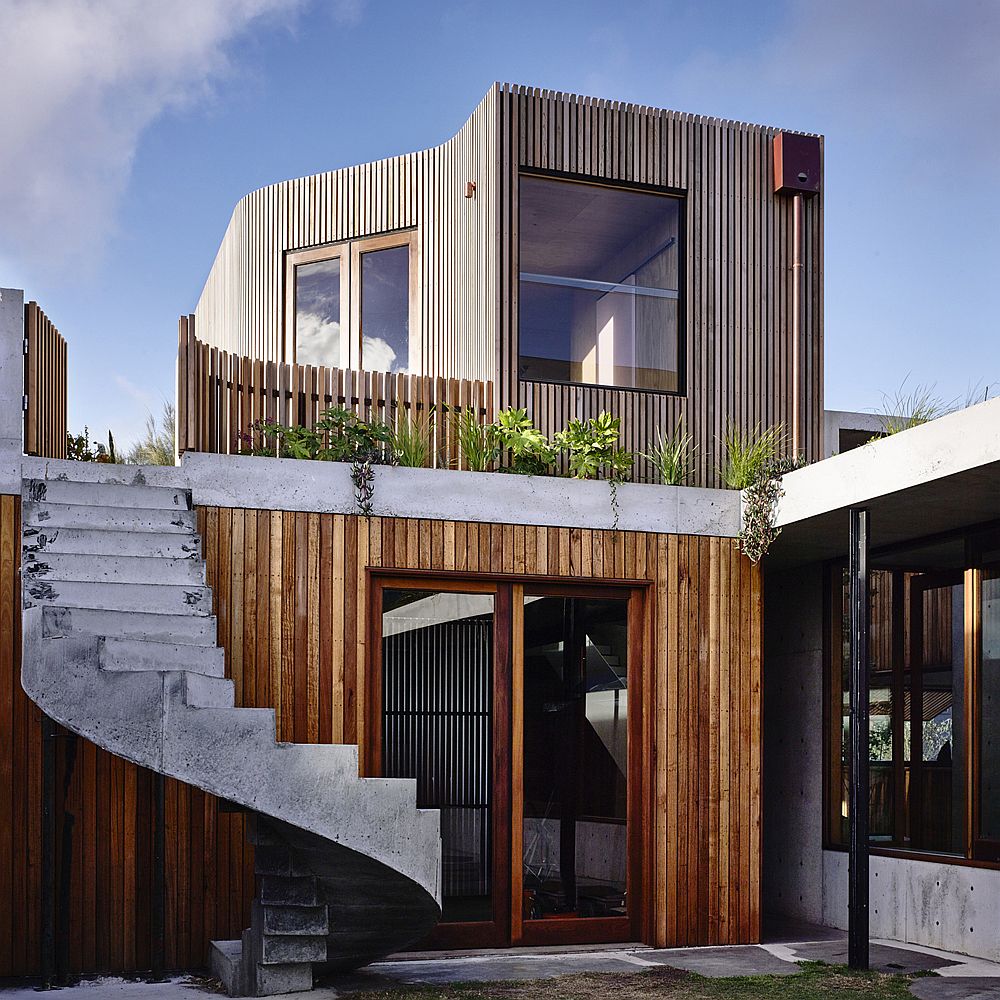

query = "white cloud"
[362, 335, 400, 373]
[296, 310, 341, 365]
[113, 373, 158, 410]
[0, 0, 307, 277]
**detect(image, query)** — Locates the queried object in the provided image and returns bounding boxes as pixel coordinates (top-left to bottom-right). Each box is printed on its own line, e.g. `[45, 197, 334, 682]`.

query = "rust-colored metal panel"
[772, 130, 822, 196]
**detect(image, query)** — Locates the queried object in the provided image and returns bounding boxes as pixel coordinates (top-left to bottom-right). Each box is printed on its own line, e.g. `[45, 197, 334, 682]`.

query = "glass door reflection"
[520, 594, 629, 926]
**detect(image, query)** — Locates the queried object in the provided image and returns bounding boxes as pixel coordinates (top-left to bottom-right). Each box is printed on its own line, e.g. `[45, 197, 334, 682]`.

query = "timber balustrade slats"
[177, 325, 494, 457]
[23, 301, 67, 460]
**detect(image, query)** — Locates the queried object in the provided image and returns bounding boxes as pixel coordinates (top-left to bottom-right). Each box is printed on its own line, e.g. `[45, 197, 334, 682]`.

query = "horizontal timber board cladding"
[1, 501, 761, 976]
[195, 83, 822, 486]
[0, 495, 252, 978]
[196, 507, 762, 947]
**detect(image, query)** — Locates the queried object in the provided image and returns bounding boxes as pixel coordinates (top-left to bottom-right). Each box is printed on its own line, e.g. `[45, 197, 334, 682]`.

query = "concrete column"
[0, 287, 25, 495]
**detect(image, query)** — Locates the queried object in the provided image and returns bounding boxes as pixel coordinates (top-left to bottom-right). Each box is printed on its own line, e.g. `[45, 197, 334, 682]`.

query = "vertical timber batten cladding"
[195, 511, 762, 948]
[499, 86, 823, 482]
[195, 87, 500, 382]
[193, 83, 822, 484]
[1, 509, 761, 975]
[23, 301, 68, 460]
[2, 498, 252, 978]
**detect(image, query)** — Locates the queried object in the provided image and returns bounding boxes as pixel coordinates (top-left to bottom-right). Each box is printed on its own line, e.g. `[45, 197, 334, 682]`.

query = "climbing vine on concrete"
[739, 457, 803, 563]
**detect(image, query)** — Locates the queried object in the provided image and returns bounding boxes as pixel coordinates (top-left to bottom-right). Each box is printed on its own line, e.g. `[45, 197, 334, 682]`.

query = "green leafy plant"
[643, 418, 694, 486]
[453, 408, 493, 472]
[488, 407, 556, 476]
[391, 408, 431, 468]
[66, 427, 119, 463]
[553, 412, 633, 529]
[554, 412, 632, 481]
[719, 422, 786, 490]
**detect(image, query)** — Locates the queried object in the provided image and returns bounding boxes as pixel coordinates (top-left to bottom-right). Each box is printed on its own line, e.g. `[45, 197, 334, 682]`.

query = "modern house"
[0, 82, 997, 996]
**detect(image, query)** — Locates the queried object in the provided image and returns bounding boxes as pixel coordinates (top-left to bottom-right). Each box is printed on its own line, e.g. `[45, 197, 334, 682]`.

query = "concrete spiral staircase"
[19, 464, 441, 995]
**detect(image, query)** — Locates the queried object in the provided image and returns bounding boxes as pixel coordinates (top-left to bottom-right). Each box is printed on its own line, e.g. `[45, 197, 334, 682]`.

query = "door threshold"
[387, 942, 650, 962]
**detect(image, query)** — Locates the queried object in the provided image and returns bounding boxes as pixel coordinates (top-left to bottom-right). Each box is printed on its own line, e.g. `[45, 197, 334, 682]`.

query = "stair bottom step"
[210, 940, 314, 997]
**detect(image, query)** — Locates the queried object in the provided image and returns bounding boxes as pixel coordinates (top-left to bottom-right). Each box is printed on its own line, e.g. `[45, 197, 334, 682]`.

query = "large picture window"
[518, 174, 682, 393]
[285, 230, 419, 373]
[825, 527, 1000, 863]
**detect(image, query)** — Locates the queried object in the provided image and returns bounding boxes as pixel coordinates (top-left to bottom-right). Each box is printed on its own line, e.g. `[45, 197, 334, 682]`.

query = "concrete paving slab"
[788, 939, 960, 974]
[910, 979, 1000, 1000]
[359, 952, 645, 985]
[641, 944, 800, 977]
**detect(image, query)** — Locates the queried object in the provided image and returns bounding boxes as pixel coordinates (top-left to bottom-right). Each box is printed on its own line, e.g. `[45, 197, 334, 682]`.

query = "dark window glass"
[295, 257, 341, 365]
[381, 589, 495, 923]
[521, 595, 628, 920]
[518, 175, 681, 392]
[980, 553, 1000, 841]
[361, 245, 410, 373]
[828, 537, 967, 855]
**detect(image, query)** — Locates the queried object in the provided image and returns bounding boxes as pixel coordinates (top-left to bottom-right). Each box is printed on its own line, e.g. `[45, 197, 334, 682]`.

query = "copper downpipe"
[792, 191, 803, 458]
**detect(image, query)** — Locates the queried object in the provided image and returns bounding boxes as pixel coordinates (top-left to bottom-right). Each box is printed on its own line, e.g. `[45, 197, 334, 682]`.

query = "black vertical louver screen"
[382, 618, 493, 903]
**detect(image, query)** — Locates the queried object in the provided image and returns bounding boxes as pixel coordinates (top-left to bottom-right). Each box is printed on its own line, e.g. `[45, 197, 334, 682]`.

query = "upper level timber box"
[195, 83, 824, 477]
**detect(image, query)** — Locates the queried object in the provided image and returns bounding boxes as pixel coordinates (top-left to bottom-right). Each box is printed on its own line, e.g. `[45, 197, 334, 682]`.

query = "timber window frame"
[823, 523, 1000, 867]
[516, 170, 686, 397]
[283, 229, 421, 373]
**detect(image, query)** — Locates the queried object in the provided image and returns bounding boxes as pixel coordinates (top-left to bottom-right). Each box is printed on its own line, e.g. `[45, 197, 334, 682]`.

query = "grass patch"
[340, 961, 922, 1000]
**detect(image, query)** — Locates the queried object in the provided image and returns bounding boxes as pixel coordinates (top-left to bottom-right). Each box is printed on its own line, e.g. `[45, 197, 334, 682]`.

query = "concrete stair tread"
[27, 579, 213, 615]
[23, 551, 207, 586]
[23, 525, 202, 559]
[99, 635, 226, 675]
[24, 478, 191, 510]
[42, 605, 219, 645]
[23, 500, 198, 533]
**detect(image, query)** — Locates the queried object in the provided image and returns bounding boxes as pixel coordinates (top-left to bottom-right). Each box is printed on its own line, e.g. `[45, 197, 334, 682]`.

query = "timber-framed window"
[517, 173, 683, 394]
[284, 230, 420, 373]
[824, 524, 1000, 864]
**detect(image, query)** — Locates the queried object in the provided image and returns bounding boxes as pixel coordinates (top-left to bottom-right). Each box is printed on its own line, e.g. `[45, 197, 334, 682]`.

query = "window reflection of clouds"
[296, 312, 340, 366]
[296, 258, 341, 365]
[362, 336, 398, 373]
[362, 246, 409, 374]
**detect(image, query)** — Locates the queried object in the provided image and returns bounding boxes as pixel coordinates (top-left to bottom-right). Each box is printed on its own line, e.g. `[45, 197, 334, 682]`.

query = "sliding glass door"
[370, 576, 641, 949]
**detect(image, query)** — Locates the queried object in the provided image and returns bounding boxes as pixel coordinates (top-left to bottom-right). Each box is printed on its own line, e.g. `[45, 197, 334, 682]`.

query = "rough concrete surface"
[19, 453, 742, 538]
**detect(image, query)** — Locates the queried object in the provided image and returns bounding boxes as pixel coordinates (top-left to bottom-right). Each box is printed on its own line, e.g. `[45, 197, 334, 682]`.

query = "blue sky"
[3, 0, 998, 449]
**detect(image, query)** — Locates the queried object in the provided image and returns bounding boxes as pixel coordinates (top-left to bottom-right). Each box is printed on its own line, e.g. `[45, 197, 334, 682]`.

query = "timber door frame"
[366, 574, 512, 950]
[366, 571, 646, 950]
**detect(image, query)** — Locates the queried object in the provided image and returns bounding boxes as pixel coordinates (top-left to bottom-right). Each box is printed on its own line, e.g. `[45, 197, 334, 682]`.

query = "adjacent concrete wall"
[762, 562, 825, 925]
[822, 852, 1000, 963]
[0, 287, 24, 495]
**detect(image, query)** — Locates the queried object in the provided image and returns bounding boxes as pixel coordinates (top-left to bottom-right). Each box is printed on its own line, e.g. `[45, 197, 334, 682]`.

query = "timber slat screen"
[177, 317, 494, 463]
[23, 301, 67, 460]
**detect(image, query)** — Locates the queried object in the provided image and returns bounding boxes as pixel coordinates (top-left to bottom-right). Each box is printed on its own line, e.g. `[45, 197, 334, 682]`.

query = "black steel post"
[150, 772, 165, 982]
[848, 507, 870, 970]
[40, 716, 57, 989]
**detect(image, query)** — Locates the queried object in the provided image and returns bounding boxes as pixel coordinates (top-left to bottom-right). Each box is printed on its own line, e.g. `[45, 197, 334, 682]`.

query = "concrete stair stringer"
[19, 470, 443, 996]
